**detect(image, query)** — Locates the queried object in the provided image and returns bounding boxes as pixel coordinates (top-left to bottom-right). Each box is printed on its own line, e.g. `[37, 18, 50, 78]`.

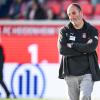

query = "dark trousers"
[0, 63, 10, 98]
[0, 80, 10, 98]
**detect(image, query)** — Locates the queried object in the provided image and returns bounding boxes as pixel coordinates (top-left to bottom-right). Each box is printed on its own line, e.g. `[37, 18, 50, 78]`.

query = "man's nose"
[69, 15, 75, 20]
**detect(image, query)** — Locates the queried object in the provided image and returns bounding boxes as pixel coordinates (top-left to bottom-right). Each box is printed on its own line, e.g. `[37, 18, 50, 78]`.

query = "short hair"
[69, 3, 82, 12]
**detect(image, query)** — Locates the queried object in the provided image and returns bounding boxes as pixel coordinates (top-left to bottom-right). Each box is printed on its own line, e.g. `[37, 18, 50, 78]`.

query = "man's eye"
[72, 11, 76, 15]
[68, 11, 76, 16]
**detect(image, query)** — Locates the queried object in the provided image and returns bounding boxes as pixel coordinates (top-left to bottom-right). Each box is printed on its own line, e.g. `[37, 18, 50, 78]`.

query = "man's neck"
[74, 20, 84, 29]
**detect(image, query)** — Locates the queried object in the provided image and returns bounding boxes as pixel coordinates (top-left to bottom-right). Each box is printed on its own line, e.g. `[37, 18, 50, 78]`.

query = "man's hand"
[87, 39, 93, 44]
[67, 43, 73, 48]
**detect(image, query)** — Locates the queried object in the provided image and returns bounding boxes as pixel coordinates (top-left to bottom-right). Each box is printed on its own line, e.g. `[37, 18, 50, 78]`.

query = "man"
[58, 3, 100, 100]
[26, 0, 47, 19]
[0, 45, 10, 98]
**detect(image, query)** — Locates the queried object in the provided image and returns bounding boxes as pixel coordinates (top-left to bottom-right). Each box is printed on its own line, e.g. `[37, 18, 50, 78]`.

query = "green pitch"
[1, 99, 48, 100]
[1, 98, 99, 100]
[0, 98, 99, 100]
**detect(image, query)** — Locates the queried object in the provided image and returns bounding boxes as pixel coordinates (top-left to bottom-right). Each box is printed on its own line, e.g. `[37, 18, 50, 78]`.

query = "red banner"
[1, 35, 100, 64]
[1, 35, 59, 63]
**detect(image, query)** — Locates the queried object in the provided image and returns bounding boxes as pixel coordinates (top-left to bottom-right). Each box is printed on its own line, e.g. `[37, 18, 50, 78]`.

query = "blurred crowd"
[0, 0, 100, 20]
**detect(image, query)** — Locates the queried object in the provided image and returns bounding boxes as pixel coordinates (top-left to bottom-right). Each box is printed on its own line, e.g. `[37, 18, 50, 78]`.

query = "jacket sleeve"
[72, 27, 98, 53]
[57, 27, 82, 56]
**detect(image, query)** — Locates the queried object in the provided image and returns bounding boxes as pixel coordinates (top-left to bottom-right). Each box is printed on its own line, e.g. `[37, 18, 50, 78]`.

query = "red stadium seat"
[79, 0, 90, 4]
[46, 1, 61, 15]
[51, 3, 61, 15]
[93, 4, 100, 19]
[80, 3, 94, 19]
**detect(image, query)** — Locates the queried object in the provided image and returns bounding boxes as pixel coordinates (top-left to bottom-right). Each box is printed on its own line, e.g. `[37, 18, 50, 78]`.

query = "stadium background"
[0, 0, 100, 100]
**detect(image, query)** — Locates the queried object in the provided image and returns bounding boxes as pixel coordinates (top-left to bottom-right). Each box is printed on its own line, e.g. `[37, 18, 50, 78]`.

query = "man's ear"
[80, 11, 84, 18]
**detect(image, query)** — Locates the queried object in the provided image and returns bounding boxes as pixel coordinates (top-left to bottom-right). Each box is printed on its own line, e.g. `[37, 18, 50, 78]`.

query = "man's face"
[67, 5, 83, 26]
